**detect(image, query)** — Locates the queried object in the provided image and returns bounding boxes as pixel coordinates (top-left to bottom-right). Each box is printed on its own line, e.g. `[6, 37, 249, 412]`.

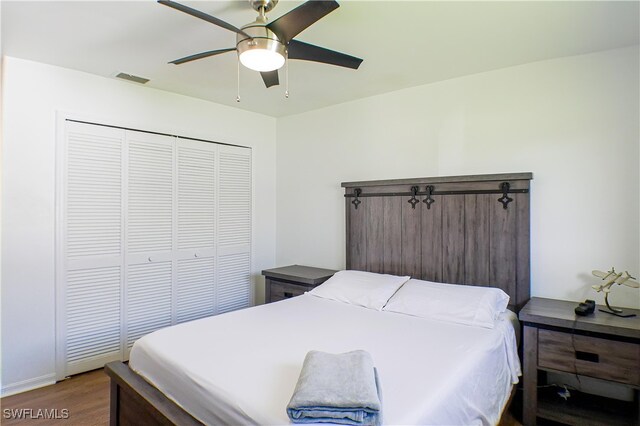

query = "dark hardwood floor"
[1, 369, 521, 425]
[1, 369, 109, 425]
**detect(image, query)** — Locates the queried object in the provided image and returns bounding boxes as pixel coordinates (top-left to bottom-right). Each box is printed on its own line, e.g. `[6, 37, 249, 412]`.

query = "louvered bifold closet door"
[176, 139, 217, 323]
[61, 122, 125, 377]
[125, 131, 174, 354]
[59, 122, 254, 377]
[217, 145, 252, 313]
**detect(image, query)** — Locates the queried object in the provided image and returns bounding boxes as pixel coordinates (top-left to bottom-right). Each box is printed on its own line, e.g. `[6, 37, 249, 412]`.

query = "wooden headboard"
[342, 173, 532, 311]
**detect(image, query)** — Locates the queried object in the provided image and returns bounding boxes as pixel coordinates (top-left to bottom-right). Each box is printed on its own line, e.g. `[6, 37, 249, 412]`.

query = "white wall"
[1, 57, 276, 395]
[276, 46, 640, 309]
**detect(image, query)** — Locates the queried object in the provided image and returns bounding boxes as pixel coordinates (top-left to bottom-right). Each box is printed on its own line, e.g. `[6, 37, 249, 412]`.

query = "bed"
[106, 172, 532, 426]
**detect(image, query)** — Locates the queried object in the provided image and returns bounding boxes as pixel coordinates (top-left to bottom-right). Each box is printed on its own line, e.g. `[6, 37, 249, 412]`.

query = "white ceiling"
[2, 1, 639, 117]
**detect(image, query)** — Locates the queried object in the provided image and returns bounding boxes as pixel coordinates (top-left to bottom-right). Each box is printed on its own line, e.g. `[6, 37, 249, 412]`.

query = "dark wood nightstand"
[519, 297, 640, 426]
[262, 265, 338, 303]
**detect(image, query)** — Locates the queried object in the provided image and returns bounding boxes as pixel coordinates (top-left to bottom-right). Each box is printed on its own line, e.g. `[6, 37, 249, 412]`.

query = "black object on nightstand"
[262, 265, 338, 304]
[574, 299, 596, 316]
[519, 297, 640, 426]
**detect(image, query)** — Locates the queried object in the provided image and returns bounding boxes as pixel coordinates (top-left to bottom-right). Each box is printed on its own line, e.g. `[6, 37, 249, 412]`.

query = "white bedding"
[129, 295, 521, 426]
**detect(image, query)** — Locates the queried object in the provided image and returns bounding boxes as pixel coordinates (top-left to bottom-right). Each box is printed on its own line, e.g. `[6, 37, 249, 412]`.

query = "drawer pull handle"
[575, 351, 599, 363]
[284, 292, 294, 298]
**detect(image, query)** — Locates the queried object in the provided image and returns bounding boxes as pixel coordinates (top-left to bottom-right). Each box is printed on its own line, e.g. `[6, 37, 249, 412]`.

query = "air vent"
[115, 73, 149, 84]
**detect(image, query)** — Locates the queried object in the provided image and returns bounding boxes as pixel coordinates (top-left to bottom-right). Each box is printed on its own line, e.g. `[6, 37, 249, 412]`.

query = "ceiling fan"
[158, 0, 363, 89]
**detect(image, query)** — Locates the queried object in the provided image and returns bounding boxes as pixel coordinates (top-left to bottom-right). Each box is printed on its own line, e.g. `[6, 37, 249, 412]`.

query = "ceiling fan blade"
[169, 48, 236, 65]
[267, 0, 339, 42]
[158, 0, 252, 39]
[288, 40, 362, 69]
[260, 70, 279, 88]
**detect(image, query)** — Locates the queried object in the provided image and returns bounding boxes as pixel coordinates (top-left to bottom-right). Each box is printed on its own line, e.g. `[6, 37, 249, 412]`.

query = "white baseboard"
[1, 373, 56, 397]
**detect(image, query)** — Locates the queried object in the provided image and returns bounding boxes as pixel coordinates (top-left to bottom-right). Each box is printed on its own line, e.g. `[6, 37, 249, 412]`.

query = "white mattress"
[129, 295, 521, 426]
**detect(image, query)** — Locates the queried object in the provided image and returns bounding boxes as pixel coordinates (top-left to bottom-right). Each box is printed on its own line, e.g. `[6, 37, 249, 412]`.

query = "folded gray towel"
[286, 350, 382, 425]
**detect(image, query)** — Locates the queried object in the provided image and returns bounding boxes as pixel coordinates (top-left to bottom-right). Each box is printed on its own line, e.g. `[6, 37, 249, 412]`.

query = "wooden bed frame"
[106, 172, 532, 425]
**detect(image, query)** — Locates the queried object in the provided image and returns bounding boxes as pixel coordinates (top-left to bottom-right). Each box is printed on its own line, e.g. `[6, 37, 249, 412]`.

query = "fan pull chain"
[285, 50, 289, 99]
[236, 59, 241, 103]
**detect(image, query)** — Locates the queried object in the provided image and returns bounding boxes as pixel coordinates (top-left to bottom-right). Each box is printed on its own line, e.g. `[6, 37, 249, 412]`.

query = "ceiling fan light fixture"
[238, 42, 285, 72]
[236, 20, 286, 72]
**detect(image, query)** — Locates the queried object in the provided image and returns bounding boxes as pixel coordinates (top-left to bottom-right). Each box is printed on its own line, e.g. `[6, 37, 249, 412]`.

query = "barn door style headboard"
[342, 173, 532, 311]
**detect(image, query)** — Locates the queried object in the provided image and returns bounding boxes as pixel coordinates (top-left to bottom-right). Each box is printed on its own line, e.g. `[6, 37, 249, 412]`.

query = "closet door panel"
[217, 145, 252, 313]
[177, 139, 216, 252]
[218, 252, 251, 314]
[66, 266, 122, 375]
[126, 261, 173, 350]
[177, 257, 216, 323]
[176, 139, 217, 323]
[127, 131, 173, 257]
[66, 122, 124, 270]
[218, 146, 251, 251]
[125, 131, 174, 348]
[62, 122, 125, 376]
[66, 123, 123, 264]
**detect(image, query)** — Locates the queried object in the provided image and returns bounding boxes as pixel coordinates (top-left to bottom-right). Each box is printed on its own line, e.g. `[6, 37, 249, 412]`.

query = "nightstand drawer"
[269, 281, 311, 302]
[538, 329, 640, 386]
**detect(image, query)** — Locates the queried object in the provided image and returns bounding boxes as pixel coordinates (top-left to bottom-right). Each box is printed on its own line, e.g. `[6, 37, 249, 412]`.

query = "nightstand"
[262, 265, 338, 303]
[519, 297, 640, 426]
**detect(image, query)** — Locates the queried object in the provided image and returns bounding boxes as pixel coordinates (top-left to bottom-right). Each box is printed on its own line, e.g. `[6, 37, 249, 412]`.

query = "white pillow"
[308, 270, 410, 311]
[382, 279, 510, 328]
